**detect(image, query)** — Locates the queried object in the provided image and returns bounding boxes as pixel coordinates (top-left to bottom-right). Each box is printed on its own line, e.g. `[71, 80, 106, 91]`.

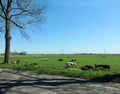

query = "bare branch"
[23, 18, 43, 25]
[0, 26, 4, 33]
[0, 0, 46, 31]
[6, 0, 12, 12]
[0, 13, 5, 19]
[10, 19, 23, 28]
[0, 0, 6, 15]
[0, 13, 23, 28]
[20, 29, 30, 40]
[10, 13, 22, 18]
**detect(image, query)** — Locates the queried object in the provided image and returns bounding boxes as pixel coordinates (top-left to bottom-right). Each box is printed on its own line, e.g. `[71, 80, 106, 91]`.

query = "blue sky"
[1, 0, 120, 54]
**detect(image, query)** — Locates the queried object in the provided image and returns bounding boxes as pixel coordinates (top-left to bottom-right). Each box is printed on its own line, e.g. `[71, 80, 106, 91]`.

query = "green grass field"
[0, 54, 120, 82]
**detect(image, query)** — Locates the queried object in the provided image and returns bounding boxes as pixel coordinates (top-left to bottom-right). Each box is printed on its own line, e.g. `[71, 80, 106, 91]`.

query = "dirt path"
[0, 68, 120, 94]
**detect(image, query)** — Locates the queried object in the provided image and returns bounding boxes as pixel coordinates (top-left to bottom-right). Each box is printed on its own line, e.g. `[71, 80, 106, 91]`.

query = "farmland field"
[0, 54, 120, 82]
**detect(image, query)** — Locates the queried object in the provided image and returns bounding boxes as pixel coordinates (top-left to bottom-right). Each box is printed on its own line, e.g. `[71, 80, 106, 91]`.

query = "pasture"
[0, 54, 120, 82]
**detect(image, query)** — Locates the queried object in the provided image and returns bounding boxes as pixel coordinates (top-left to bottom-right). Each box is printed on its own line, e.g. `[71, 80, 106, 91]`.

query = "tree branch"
[0, 13, 5, 19]
[0, 0, 46, 31]
[6, 0, 12, 12]
[10, 13, 22, 18]
[0, 0, 6, 15]
[0, 13, 23, 28]
[10, 19, 23, 28]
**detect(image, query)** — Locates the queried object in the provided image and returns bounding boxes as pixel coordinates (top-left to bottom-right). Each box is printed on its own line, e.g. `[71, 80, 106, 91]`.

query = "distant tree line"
[1, 51, 27, 55]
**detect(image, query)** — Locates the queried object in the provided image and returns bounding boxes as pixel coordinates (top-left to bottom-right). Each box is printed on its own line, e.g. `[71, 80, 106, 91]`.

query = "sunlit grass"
[0, 54, 120, 82]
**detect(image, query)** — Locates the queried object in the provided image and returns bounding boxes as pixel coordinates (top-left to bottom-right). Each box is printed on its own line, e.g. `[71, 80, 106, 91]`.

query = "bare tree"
[0, 0, 46, 63]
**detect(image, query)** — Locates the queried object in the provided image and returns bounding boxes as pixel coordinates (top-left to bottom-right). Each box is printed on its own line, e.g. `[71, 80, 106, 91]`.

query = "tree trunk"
[4, 19, 11, 64]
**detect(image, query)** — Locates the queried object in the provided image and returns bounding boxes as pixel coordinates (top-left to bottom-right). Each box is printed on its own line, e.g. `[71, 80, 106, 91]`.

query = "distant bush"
[58, 58, 63, 61]
[19, 51, 27, 55]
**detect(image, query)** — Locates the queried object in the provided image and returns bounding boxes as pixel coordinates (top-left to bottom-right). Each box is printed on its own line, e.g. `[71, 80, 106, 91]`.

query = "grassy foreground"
[0, 54, 120, 82]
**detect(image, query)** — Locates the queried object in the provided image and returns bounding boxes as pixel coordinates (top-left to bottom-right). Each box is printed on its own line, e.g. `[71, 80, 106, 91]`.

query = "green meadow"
[0, 54, 120, 82]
